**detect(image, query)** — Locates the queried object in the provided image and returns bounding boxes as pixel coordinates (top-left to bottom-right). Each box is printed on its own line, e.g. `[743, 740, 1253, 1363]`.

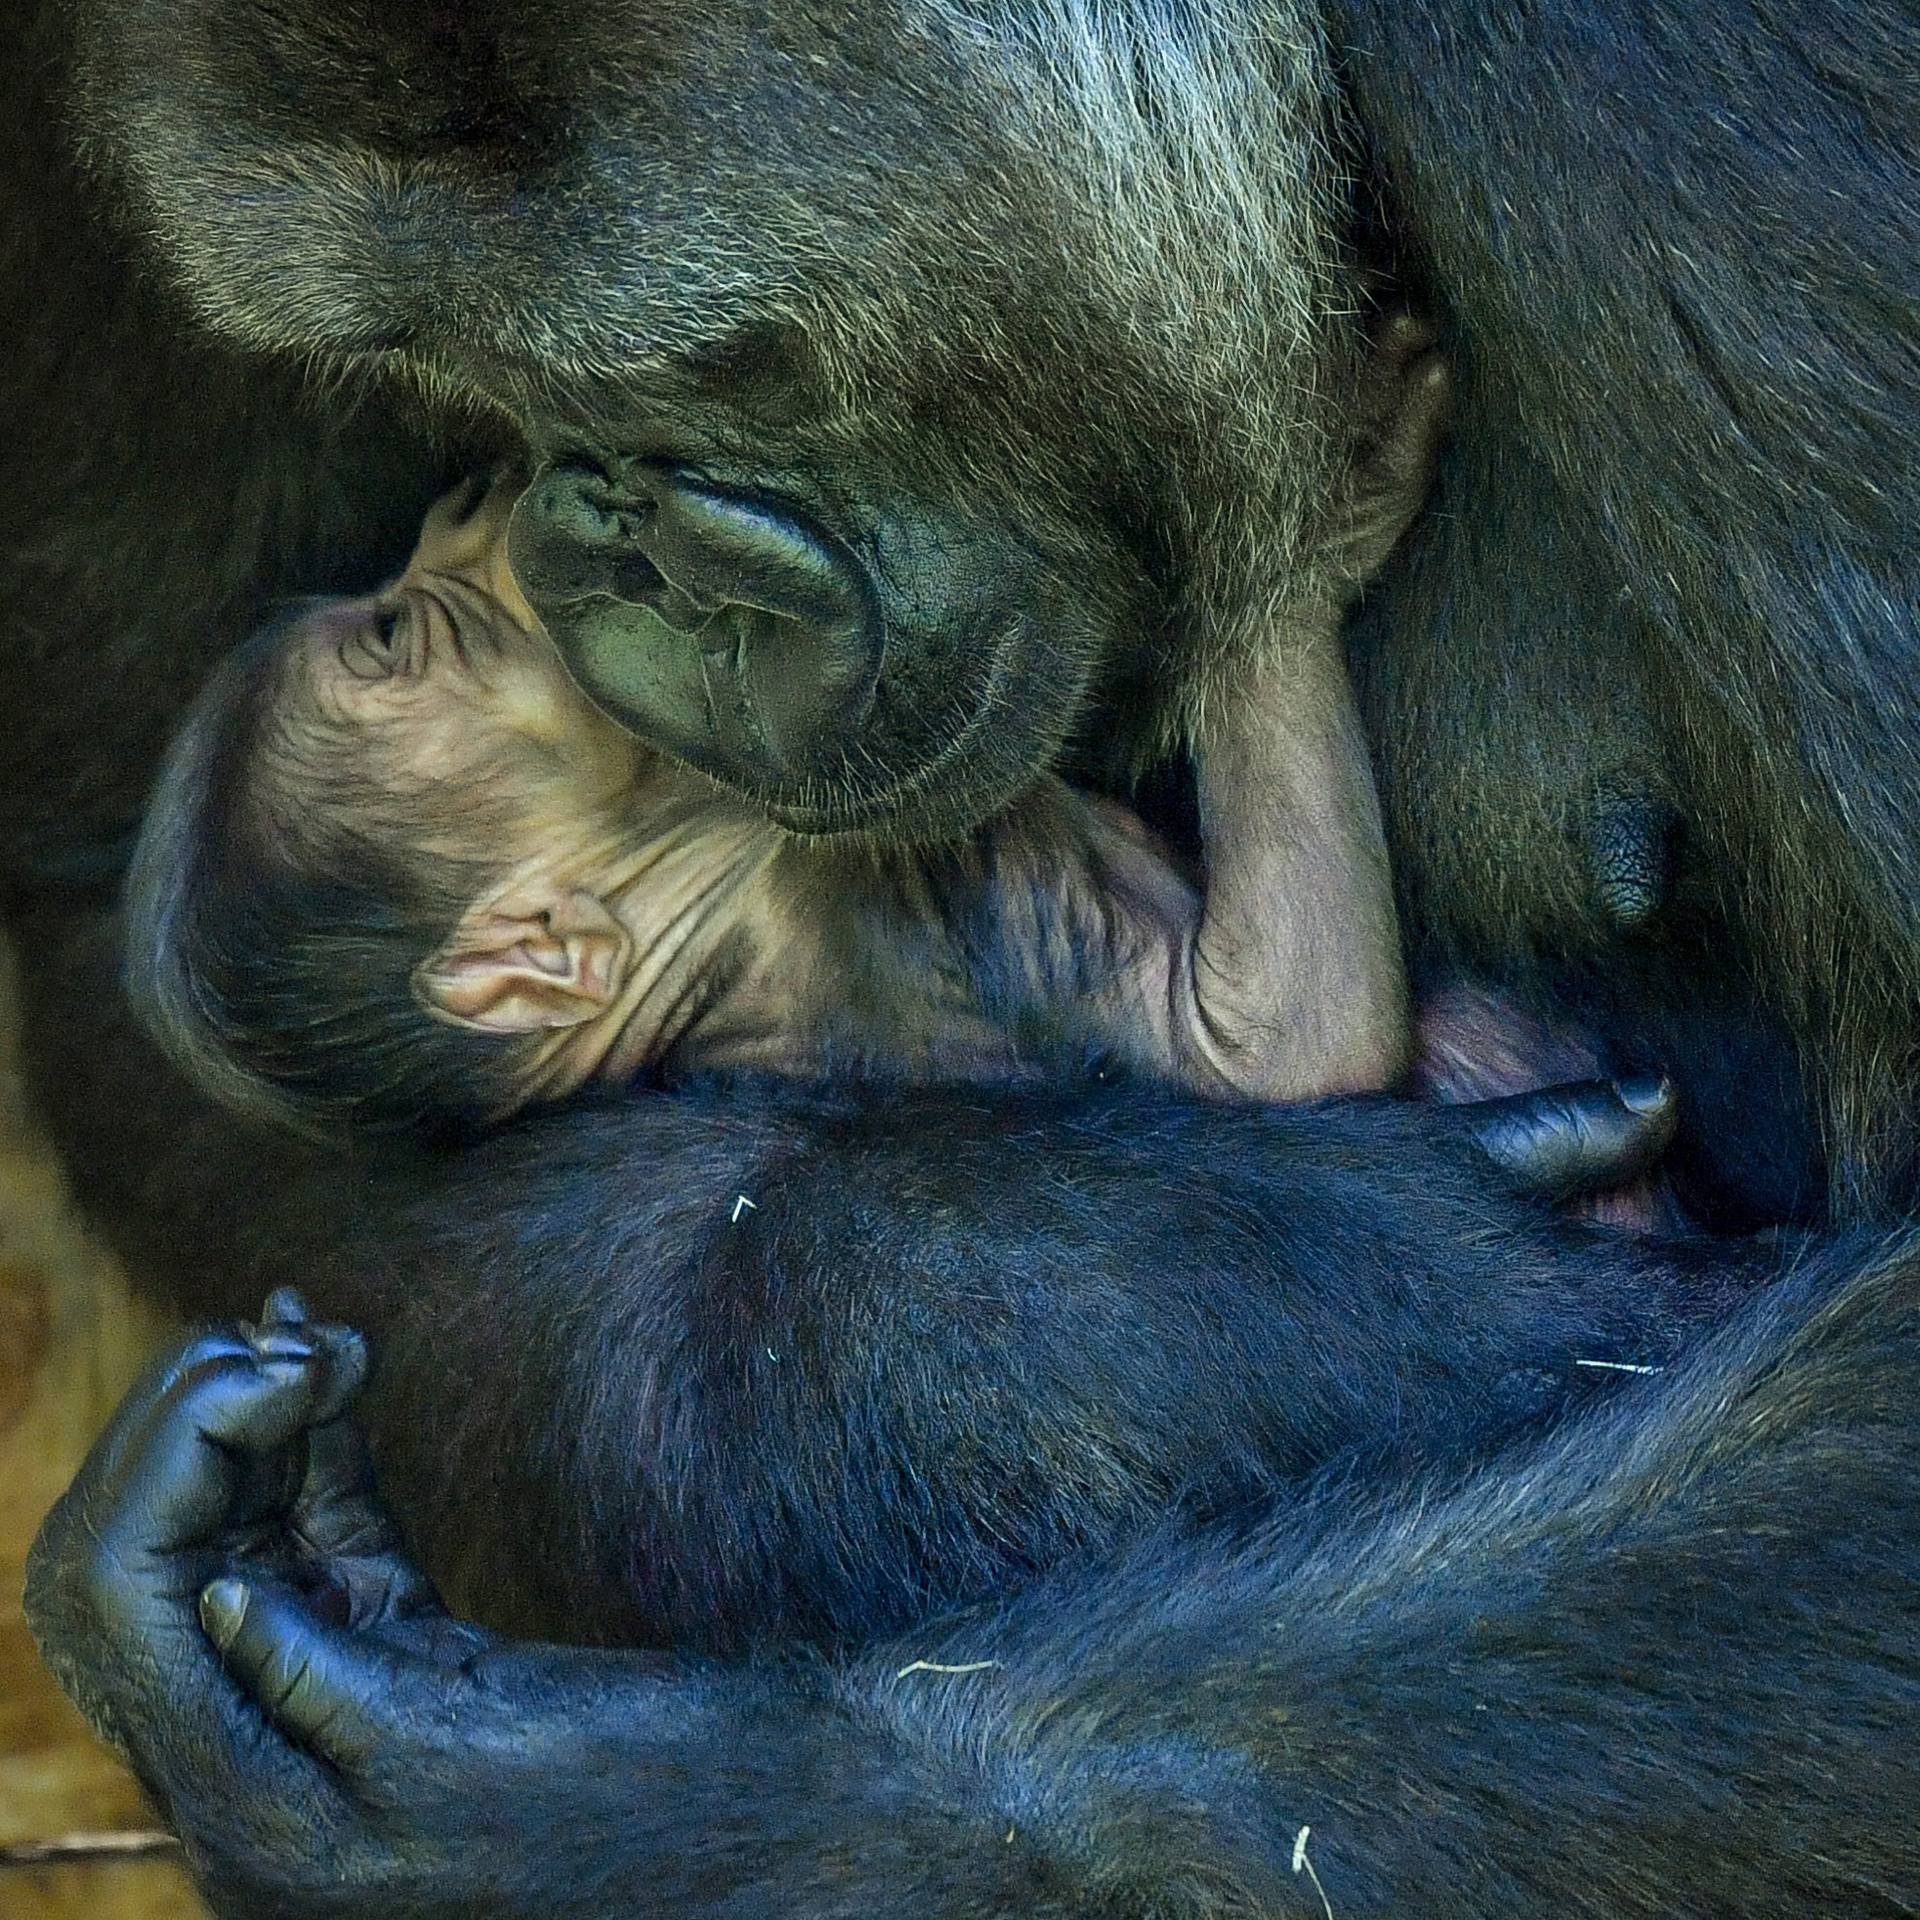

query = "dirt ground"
[0, 938, 206, 1917]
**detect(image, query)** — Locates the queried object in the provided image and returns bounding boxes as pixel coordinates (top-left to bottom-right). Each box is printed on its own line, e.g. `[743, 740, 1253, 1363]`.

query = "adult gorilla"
[9, 1, 1920, 1916]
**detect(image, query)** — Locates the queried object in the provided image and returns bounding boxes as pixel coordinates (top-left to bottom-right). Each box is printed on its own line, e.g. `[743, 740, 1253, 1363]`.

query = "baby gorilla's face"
[282, 471, 642, 857]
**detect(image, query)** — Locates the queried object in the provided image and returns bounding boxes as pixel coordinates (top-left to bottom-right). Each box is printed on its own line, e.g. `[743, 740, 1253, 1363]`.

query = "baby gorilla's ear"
[413, 887, 633, 1033]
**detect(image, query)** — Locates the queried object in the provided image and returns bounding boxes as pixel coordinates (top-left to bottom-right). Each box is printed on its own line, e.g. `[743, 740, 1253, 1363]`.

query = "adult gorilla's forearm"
[27, 1230, 1917, 1919]
[713, 1230, 1920, 1919]
[19, 901, 1719, 1651]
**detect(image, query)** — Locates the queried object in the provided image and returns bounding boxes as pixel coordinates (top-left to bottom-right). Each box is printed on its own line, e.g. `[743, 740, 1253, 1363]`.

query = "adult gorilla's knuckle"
[168, 1329, 260, 1382]
[20, 1511, 73, 1624]
[262, 1648, 326, 1723]
[54, 1526, 138, 1633]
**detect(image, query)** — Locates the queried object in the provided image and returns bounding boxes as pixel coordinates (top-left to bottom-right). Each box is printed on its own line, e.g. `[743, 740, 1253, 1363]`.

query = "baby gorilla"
[130, 331, 1448, 1139]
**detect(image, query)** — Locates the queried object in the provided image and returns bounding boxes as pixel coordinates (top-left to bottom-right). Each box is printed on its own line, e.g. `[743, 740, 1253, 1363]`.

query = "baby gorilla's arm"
[1175, 315, 1446, 1100]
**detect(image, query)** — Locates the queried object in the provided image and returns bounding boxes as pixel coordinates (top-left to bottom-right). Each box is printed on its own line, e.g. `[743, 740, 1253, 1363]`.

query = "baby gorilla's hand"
[1173, 308, 1449, 1104]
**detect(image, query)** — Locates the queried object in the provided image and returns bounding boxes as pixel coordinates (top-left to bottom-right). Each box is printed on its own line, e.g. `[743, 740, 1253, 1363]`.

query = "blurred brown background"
[0, 942, 205, 1917]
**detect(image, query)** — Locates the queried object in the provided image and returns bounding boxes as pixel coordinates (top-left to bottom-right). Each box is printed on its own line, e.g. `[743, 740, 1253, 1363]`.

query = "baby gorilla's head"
[129, 473, 665, 1138]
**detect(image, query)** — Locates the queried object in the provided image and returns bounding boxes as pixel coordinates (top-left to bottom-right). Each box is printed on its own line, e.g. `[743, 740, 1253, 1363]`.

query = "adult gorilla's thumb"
[1459, 1074, 1677, 1201]
[201, 1577, 413, 1771]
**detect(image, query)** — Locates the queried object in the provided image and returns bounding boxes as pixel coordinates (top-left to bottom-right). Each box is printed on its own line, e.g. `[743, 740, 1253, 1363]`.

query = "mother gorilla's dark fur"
[6, 1, 1920, 1914]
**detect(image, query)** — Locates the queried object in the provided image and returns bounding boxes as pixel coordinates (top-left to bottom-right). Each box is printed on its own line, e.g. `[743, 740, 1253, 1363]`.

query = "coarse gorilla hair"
[126, 612, 517, 1140]
[5, 0, 1919, 1911]
[65, 0, 1372, 805]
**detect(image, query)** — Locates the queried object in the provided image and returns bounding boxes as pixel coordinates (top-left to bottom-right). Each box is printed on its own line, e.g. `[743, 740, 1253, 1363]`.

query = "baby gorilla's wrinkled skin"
[280, 471, 1216, 1109]
[181, 323, 1449, 1133]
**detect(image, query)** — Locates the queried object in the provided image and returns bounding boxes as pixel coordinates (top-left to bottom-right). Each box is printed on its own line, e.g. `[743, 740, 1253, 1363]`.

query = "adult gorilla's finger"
[201, 1576, 438, 1774]
[252, 1288, 430, 1608]
[93, 1325, 369, 1559]
[66, 1327, 260, 1515]
[1458, 1074, 1677, 1200]
[294, 1415, 408, 1562]
[36, 1325, 364, 1590]
[293, 1416, 450, 1623]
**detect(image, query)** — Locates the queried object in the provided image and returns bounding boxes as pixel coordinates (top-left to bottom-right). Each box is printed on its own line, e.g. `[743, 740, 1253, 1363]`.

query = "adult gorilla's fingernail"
[1614, 1073, 1673, 1116]
[253, 1329, 317, 1364]
[200, 1579, 250, 1650]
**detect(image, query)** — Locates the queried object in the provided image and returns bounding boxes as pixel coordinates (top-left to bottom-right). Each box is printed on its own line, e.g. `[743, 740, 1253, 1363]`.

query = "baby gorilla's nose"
[508, 459, 883, 792]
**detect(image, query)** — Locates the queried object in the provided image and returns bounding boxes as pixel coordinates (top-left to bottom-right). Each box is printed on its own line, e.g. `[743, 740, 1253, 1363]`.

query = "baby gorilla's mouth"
[510, 464, 670, 608]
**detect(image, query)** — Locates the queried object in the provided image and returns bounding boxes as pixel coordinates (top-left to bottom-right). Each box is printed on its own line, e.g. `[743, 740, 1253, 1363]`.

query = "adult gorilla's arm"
[1329, 0, 1920, 1217]
[29, 1234, 1920, 1920]
[19, 903, 1711, 1651]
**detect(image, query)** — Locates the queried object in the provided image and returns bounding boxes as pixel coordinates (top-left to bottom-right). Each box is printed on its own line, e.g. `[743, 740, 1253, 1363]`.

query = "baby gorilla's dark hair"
[127, 613, 526, 1141]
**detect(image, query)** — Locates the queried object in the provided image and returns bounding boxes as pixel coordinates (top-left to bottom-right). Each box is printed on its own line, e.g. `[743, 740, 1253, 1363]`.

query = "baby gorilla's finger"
[1460, 1074, 1677, 1201]
[201, 1577, 439, 1776]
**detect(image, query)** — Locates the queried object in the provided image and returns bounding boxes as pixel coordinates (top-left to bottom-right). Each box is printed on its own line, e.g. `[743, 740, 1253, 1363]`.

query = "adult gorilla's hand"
[25, 1081, 1681, 1919]
[26, 1290, 1081, 1920]
[24, 1290, 370, 1761]
[1451, 1071, 1676, 1202]
[24, 1291, 701, 1920]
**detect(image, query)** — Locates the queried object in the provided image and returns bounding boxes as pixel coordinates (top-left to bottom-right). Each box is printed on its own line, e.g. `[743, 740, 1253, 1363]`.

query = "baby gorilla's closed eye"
[335, 601, 411, 681]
